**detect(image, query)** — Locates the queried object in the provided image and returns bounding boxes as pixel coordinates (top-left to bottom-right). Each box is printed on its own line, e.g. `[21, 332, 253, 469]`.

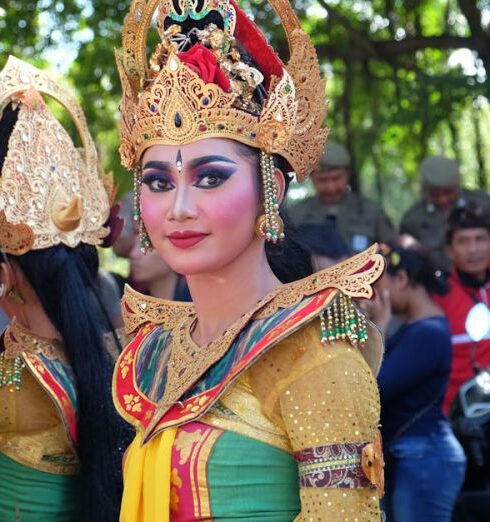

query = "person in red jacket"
[433, 207, 490, 414]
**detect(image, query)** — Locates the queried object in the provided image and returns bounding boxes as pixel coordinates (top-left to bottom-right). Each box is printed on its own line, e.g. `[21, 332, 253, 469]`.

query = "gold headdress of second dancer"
[117, 0, 329, 244]
[0, 57, 113, 255]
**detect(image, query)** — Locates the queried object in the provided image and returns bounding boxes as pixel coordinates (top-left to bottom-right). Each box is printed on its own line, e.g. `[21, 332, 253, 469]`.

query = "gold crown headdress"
[117, 0, 328, 248]
[117, 0, 328, 180]
[0, 56, 113, 255]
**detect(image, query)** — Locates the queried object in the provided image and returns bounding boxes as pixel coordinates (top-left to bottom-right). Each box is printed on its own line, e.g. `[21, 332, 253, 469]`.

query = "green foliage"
[1, 0, 489, 220]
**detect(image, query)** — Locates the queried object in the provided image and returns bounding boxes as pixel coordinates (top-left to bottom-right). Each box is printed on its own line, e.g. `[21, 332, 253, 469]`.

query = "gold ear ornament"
[133, 167, 153, 253]
[6, 288, 25, 306]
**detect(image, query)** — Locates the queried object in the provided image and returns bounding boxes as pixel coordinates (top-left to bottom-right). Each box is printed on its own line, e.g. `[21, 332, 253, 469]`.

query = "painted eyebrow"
[188, 155, 237, 170]
[142, 160, 173, 171]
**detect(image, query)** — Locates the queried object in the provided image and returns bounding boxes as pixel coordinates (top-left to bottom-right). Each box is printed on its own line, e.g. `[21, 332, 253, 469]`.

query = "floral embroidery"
[183, 394, 210, 413]
[174, 429, 202, 465]
[123, 393, 142, 412]
[119, 351, 134, 379]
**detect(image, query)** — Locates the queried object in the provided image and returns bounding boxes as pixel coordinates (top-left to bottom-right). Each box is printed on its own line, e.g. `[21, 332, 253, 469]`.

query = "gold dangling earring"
[133, 167, 152, 253]
[255, 152, 284, 243]
[6, 288, 25, 305]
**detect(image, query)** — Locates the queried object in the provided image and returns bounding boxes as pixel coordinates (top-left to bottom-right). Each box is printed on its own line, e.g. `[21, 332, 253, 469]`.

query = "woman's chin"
[154, 246, 220, 276]
[152, 235, 254, 277]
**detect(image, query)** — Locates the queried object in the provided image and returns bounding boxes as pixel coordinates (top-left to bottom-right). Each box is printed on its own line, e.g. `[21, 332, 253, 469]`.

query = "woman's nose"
[167, 185, 198, 222]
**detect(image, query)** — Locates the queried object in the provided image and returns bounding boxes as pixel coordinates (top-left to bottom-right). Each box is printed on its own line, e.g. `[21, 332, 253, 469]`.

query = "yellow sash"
[120, 428, 178, 522]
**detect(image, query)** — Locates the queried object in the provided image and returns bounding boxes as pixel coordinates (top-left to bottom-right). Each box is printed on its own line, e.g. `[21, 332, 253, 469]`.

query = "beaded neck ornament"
[0, 57, 113, 255]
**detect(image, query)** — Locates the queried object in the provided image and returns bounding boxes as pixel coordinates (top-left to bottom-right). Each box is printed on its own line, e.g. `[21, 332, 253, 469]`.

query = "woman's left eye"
[194, 171, 231, 189]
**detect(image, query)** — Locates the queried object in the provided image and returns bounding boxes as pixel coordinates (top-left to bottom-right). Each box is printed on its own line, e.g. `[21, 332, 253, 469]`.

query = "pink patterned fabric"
[170, 422, 224, 521]
[293, 442, 373, 489]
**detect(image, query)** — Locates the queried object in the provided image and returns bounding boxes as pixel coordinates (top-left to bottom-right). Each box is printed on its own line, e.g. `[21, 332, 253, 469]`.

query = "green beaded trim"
[0, 352, 26, 391]
[319, 293, 368, 349]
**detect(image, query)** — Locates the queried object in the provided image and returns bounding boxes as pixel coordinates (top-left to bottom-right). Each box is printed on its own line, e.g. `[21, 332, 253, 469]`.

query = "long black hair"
[1, 103, 130, 521]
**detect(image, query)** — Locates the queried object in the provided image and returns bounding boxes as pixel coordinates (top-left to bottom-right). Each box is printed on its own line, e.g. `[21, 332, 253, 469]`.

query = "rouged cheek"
[204, 189, 258, 233]
[140, 191, 168, 236]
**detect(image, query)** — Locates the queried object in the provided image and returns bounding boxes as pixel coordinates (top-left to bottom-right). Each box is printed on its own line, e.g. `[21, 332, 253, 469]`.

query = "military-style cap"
[318, 140, 351, 170]
[421, 155, 460, 187]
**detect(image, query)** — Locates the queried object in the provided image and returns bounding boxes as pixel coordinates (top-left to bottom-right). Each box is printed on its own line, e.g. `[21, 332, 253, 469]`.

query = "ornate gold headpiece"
[117, 0, 328, 181]
[0, 56, 112, 255]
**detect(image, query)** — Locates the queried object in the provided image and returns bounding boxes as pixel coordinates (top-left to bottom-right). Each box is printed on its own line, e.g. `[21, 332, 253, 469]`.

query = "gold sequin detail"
[201, 373, 291, 451]
[0, 369, 78, 475]
[248, 321, 382, 520]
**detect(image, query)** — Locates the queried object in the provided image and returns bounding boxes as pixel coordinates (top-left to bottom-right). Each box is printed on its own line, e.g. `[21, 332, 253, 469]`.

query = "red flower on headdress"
[178, 44, 231, 92]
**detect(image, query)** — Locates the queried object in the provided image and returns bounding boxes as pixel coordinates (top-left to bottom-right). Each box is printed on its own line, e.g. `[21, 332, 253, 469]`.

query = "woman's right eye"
[142, 173, 174, 192]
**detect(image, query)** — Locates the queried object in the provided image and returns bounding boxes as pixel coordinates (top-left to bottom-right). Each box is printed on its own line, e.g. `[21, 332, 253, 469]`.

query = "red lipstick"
[167, 230, 209, 249]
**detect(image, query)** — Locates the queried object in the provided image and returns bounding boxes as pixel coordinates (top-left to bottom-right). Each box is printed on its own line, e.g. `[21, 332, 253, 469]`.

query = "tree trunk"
[342, 62, 358, 191]
[472, 106, 487, 190]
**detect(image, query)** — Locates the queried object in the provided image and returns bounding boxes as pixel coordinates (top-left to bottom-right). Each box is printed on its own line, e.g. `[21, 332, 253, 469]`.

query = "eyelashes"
[141, 167, 236, 192]
[141, 172, 174, 192]
[193, 167, 235, 189]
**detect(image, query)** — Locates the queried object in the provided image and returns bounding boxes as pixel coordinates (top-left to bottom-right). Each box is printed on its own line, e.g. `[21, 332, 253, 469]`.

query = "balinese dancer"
[113, 1, 385, 520]
[0, 57, 129, 521]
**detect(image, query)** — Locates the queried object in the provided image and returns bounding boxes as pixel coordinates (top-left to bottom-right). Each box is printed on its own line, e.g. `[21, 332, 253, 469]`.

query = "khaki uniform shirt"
[288, 191, 396, 253]
[400, 189, 490, 272]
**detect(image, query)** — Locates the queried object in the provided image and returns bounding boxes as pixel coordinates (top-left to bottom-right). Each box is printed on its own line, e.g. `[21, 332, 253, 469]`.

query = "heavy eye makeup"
[192, 165, 236, 189]
[142, 171, 174, 192]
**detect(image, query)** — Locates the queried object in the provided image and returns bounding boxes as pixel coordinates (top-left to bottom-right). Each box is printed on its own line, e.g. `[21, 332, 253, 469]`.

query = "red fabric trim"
[231, 0, 284, 88]
[115, 288, 337, 440]
[24, 353, 78, 447]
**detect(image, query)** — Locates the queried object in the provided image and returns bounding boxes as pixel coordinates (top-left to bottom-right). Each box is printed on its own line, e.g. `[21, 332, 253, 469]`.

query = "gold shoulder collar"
[121, 245, 384, 333]
[122, 284, 193, 334]
[4, 319, 65, 362]
[255, 244, 385, 319]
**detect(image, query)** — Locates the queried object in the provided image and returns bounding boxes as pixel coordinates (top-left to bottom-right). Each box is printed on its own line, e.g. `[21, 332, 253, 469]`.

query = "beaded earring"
[133, 167, 152, 253]
[255, 152, 285, 243]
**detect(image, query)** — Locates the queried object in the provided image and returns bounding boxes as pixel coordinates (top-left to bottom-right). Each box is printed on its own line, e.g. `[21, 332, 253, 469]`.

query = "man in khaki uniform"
[401, 155, 490, 272]
[288, 140, 396, 253]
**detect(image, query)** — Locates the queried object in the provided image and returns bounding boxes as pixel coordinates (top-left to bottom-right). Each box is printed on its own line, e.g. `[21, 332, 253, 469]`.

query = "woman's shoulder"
[119, 245, 385, 377]
[255, 244, 385, 319]
[404, 316, 450, 339]
[120, 245, 385, 335]
[393, 316, 451, 356]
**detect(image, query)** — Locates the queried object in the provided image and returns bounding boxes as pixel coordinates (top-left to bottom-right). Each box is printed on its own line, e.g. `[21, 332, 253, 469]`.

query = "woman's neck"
[14, 302, 62, 341]
[147, 272, 178, 300]
[404, 287, 444, 324]
[186, 241, 281, 346]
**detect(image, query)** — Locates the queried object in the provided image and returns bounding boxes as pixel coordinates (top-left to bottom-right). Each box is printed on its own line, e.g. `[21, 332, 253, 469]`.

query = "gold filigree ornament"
[116, 0, 329, 181]
[0, 56, 113, 255]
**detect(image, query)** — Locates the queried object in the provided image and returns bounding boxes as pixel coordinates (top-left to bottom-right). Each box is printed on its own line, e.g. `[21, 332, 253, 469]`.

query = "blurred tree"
[1, 0, 489, 219]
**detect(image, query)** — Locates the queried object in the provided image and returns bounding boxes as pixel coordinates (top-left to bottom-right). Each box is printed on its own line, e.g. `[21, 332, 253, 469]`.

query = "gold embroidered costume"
[113, 0, 385, 520]
[114, 248, 385, 521]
